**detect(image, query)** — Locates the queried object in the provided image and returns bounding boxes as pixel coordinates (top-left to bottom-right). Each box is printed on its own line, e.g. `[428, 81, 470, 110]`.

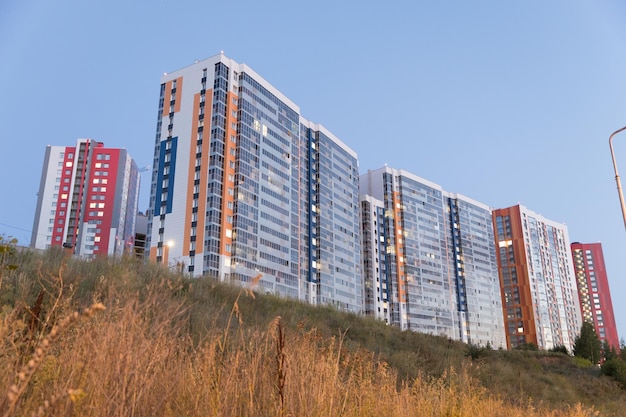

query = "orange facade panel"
[197, 91, 212, 257]
[219, 91, 238, 256]
[161, 76, 184, 118]
[149, 246, 158, 262]
[392, 191, 406, 303]
[182, 93, 201, 255]
[163, 244, 169, 266]
[174, 76, 183, 113]
[182, 89, 212, 257]
[493, 206, 537, 349]
[162, 80, 172, 119]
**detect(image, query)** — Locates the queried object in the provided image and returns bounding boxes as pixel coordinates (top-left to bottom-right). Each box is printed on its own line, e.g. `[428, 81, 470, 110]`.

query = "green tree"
[573, 321, 602, 364]
[603, 339, 618, 362]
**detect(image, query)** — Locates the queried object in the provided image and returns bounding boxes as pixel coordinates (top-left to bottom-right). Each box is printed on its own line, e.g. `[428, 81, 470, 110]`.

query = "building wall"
[571, 242, 620, 350]
[447, 194, 506, 348]
[360, 195, 390, 322]
[493, 205, 581, 352]
[360, 167, 505, 347]
[31, 139, 139, 258]
[146, 53, 362, 312]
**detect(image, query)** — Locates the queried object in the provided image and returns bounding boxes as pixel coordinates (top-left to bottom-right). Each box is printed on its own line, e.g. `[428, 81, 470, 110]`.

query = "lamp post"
[609, 126, 626, 230]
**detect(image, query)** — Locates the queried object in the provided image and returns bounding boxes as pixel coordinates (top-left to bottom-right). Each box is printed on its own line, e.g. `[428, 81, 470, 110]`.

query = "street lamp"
[609, 126, 626, 230]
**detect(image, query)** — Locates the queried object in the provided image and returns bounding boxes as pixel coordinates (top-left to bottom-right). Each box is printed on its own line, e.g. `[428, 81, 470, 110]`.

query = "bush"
[602, 359, 626, 388]
[550, 345, 569, 355]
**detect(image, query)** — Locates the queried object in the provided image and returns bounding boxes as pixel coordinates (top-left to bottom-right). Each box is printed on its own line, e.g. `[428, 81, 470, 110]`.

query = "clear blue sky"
[1, 0, 625, 340]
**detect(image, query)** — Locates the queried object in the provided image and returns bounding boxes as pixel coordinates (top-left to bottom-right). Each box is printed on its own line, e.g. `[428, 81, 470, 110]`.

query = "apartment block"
[360, 167, 505, 347]
[571, 242, 619, 350]
[146, 53, 362, 312]
[492, 205, 581, 351]
[31, 139, 139, 257]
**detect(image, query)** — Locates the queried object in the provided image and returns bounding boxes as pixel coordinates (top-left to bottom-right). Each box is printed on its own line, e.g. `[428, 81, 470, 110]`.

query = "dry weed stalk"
[2, 303, 105, 417]
[218, 273, 262, 353]
[271, 316, 286, 417]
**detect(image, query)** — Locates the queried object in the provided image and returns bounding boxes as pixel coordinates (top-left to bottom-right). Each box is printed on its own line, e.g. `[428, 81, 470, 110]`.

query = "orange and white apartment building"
[146, 53, 363, 312]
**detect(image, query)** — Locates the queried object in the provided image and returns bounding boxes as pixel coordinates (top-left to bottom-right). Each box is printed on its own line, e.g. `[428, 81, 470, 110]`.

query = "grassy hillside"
[1, 246, 625, 416]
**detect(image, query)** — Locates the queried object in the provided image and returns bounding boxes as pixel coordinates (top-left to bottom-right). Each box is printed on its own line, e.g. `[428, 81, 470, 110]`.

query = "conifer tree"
[573, 321, 602, 364]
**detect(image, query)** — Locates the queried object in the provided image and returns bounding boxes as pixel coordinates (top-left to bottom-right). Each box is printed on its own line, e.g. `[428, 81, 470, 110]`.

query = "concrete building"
[360, 167, 505, 347]
[571, 242, 619, 350]
[31, 139, 139, 258]
[146, 53, 362, 312]
[492, 204, 581, 351]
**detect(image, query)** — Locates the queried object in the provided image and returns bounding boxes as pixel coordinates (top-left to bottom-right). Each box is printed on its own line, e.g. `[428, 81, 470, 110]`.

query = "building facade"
[31, 139, 139, 258]
[146, 53, 362, 312]
[571, 242, 619, 350]
[360, 167, 505, 347]
[492, 205, 581, 352]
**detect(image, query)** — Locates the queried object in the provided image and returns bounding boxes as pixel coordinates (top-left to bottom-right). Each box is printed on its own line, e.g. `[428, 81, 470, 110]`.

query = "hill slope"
[1, 247, 625, 416]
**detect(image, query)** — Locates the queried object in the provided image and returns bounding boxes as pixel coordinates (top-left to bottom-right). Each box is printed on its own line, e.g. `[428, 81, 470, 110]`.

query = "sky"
[1, 0, 626, 340]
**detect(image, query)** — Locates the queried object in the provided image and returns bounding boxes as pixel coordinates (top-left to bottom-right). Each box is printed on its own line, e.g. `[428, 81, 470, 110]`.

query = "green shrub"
[602, 359, 626, 388]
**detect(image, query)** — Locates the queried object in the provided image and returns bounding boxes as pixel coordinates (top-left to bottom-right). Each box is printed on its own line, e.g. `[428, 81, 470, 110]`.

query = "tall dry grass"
[0, 250, 606, 416]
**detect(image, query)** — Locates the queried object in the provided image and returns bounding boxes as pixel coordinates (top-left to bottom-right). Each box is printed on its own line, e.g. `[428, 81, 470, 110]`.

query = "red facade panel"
[571, 242, 620, 350]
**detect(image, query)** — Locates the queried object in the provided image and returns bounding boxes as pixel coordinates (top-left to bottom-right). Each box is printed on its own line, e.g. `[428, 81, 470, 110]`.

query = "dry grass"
[0, 249, 612, 416]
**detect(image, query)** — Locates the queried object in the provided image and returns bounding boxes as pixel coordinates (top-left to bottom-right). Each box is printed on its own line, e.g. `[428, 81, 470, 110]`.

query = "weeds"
[0, 249, 621, 416]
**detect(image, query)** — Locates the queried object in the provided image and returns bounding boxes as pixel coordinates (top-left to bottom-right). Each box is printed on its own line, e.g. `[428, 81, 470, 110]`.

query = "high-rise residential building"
[571, 242, 619, 350]
[146, 53, 362, 312]
[31, 139, 140, 258]
[492, 204, 581, 352]
[360, 167, 505, 347]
